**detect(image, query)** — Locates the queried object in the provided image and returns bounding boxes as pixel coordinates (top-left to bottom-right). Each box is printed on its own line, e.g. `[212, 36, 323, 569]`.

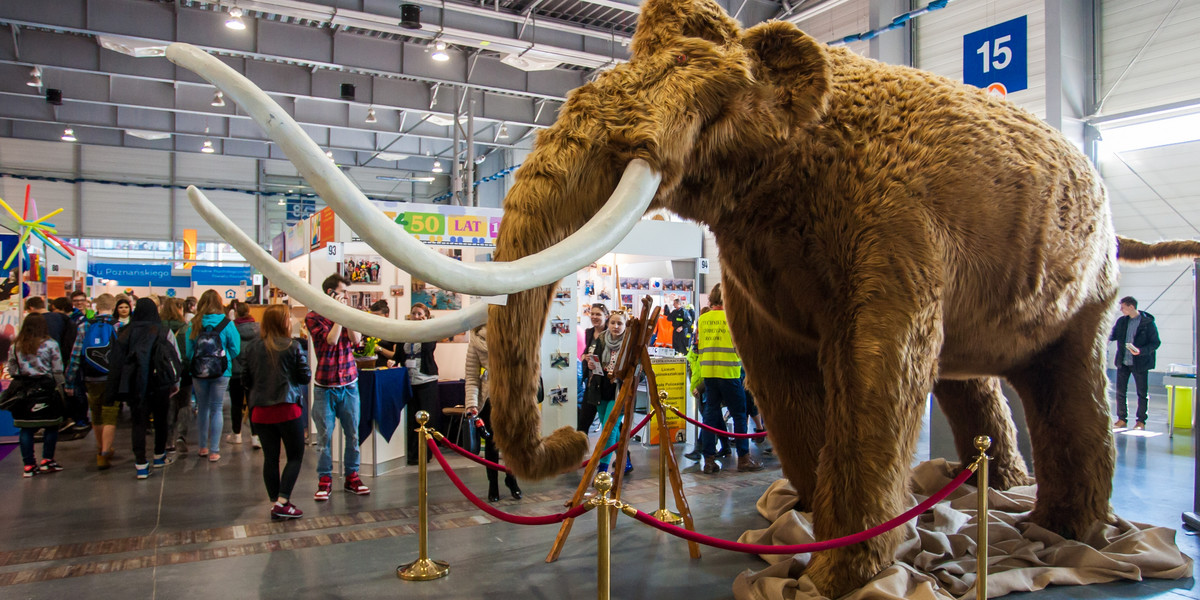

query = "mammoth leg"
[933, 378, 1032, 489]
[1002, 303, 1115, 538]
[805, 289, 943, 597]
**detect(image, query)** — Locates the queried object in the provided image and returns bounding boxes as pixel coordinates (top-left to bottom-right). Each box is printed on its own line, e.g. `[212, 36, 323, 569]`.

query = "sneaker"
[270, 502, 304, 520]
[251, 435, 261, 449]
[175, 438, 188, 454]
[59, 419, 77, 433]
[71, 421, 93, 433]
[737, 454, 765, 472]
[135, 463, 150, 479]
[1134, 421, 1146, 430]
[38, 459, 64, 473]
[198, 448, 209, 457]
[1113, 419, 1127, 429]
[226, 433, 242, 444]
[345, 473, 371, 495]
[683, 448, 702, 461]
[23, 464, 37, 478]
[314, 475, 332, 501]
[208, 452, 221, 462]
[702, 457, 722, 474]
[153, 453, 174, 468]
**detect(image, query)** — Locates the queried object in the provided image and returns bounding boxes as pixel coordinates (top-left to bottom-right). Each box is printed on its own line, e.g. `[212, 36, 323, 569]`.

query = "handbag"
[0, 375, 64, 426]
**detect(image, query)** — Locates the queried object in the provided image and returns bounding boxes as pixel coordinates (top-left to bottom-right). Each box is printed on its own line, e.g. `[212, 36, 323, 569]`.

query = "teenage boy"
[305, 274, 370, 500]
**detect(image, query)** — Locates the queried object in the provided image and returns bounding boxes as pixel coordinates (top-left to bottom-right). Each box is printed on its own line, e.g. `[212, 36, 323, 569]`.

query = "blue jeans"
[19, 427, 58, 466]
[701, 377, 749, 457]
[313, 383, 361, 477]
[193, 376, 229, 453]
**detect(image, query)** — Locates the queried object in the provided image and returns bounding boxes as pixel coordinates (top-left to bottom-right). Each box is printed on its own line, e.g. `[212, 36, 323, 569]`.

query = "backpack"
[82, 316, 117, 378]
[191, 317, 231, 379]
[148, 326, 182, 391]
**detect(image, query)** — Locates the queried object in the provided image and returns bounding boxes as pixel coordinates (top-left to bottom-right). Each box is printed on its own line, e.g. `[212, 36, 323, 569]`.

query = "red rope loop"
[580, 413, 654, 469]
[667, 405, 769, 439]
[426, 438, 592, 525]
[628, 466, 976, 554]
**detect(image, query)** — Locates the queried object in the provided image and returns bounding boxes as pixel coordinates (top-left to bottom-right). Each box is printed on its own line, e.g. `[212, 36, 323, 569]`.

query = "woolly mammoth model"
[167, 0, 1199, 595]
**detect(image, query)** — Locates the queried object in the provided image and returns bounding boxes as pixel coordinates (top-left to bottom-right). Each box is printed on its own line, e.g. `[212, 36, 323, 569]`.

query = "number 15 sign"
[963, 16, 1027, 96]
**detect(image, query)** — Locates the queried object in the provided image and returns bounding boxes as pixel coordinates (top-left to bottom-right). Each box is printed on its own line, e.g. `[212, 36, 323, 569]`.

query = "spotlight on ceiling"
[431, 42, 450, 62]
[61, 127, 77, 142]
[211, 90, 225, 107]
[431, 159, 443, 173]
[498, 123, 509, 139]
[326, 150, 335, 160]
[365, 107, 377, 123]
[226, 6, 247, 30]
[27, 67, 42, 88]
[201, 139, 216, 154]
[400, 4, 422, 29]
[277, 197, 286, 206]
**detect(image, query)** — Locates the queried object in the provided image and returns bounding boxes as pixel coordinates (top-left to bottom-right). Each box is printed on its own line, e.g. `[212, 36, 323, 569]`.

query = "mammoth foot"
[1026, 504, 1113, 540]
[805, 545, 895, 599]
[979, 460, 1035, 490]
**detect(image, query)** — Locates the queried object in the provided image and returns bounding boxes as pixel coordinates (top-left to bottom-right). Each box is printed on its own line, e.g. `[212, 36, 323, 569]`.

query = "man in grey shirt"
[1109, 296, 1161, 430]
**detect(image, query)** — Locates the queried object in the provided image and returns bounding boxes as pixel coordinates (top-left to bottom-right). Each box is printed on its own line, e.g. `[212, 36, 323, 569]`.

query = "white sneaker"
[226, 433, 242, 444]
[251, 435, 261, 449]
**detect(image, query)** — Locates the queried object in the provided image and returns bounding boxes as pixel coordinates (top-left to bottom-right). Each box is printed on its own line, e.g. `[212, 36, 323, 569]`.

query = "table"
[358, 367, 411, 443]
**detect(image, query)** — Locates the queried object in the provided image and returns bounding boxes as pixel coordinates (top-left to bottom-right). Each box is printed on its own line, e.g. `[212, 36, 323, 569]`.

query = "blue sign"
[166, 288, 177, 297]
[192, 265, 253, 286]
[963, 16, 1027, 95]
[89, 263, 172, 283]
[286, 197, 316, 225]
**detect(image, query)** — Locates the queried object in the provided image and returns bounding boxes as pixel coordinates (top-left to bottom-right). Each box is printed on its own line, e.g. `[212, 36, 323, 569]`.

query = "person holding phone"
[1109, 296, 1161, 430]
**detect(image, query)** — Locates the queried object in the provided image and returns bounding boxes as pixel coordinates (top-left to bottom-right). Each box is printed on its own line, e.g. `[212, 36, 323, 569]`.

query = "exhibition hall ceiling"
[0, 0, 813, 173]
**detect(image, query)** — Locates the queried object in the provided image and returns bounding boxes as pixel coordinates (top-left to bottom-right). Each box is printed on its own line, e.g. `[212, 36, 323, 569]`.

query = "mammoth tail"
[1116, 236, 1200, 263]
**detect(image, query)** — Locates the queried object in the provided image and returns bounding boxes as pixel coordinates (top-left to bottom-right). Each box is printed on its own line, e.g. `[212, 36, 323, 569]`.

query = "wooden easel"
[546, 297, 700, 562]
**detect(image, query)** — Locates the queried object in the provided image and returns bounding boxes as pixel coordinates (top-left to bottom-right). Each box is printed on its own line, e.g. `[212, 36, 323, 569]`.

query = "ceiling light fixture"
[211, 90, 225, 107]
[225, 6, 247, 30]
[326, 150, 335, 161]
[277, 197, 286, 206]
[365, 107, 377, 123]
[60, 127, 77, 142]
[201, 139, 215, 153]
[431, 42, 450, 62]
[498, 123, 509, 139]
[431, 159, 443, 173]
[27, 67, 42, 88]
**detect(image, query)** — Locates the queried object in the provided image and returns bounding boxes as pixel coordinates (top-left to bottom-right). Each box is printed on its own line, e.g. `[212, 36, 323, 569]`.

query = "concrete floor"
[0, 388, 1197, 600]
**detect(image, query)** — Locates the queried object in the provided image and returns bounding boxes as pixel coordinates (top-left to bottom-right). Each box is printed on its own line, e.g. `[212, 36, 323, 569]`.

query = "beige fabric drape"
[733, 460, 1192, 599]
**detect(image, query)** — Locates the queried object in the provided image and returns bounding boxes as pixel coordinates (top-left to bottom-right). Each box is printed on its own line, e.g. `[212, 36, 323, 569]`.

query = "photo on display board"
[583, 280, 595, 296]
[347, 291, 383, 311]
[389, 285, 405, 297]
[599, 264, 612, 276]
[549, 351, 570, 369]
[554, 287, 572, 302]
[550, 319, 571, 335]
[343, 255, 383, 284]
[549, 387, 569, 406]
[410, 278, 462, 310]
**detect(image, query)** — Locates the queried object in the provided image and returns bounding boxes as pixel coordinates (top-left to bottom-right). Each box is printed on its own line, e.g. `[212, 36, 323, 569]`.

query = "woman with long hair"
[241, 304, 310, 519]
[227, 301, 261, 448]
[184, 290, 240, 462]
[5, 313, 65, 477]
[159, 298, 194, 453]
[113, 297, 132, 328]
[581, 311, 632, 474]
[106, 298, 181, 479]
[577, 303, 610, 432]
[464, 324, 521, 502]
[401, 303, 439, 466]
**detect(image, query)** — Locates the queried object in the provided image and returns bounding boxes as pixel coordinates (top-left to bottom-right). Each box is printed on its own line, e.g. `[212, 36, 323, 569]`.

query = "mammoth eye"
[675, 54, 689, 65]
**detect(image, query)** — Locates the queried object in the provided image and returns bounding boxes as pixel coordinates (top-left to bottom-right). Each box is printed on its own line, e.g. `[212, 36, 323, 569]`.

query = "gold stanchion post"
[652, 391, 682, 524]
[975, 435, 991, 600]
[594, 471, 613, 600]
[397, 411, 450, 581]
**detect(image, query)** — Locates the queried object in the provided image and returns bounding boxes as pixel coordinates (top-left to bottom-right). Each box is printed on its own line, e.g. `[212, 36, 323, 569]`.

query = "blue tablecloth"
[358, 367, 410, 443]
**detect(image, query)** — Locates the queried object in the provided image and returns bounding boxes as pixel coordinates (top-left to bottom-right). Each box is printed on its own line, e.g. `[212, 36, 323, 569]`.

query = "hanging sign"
[323, 242, 344, 261]
[963, 16, 1028, 95]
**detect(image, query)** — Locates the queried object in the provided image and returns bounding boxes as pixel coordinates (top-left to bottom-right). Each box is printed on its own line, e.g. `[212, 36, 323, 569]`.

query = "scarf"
[601, 329, 624, 372]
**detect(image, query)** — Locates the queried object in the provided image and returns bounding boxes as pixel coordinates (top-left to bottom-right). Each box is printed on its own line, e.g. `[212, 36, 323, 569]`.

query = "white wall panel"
[914, 0, 1047, 118]
[1099, 0, 1200, 116]
[174, 189, 257, 241]
[1102, 139, 1200, 369]
[795, 0, 872, 56]
[81, 145, 169, 182]
[0, 138, 75, 175]
[80, 183, 170, 239]
[176, 152, 257, 185]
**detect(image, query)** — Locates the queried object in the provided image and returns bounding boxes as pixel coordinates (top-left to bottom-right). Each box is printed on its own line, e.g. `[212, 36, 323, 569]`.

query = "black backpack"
[191, 317, 231, 379]
[148, 326, 182, 391]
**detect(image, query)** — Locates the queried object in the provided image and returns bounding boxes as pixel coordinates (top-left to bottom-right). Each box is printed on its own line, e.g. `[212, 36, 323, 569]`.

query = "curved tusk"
[186, 186, 485, 342]
[165, 43, 661, 297]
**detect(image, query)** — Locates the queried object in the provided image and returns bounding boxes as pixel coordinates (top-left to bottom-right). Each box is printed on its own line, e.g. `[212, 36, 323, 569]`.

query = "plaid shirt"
[305, 311, 358, 387]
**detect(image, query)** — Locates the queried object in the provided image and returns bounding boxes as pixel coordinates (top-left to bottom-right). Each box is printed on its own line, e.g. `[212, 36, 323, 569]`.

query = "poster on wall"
[410, 279, 462, 311]
[648, 358, 688, 444]
[284, 222, 306, 261]
[310, 206, 336, 251]
[343, 255, 382, 284]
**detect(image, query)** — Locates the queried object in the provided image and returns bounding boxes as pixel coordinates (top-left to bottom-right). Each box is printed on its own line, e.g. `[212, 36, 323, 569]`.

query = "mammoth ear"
[742, 22, 831, 124]
[630, 0, 741, 58]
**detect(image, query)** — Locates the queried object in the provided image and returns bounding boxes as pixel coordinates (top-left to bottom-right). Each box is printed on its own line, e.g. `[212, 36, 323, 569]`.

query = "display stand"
[547, 297, 700, 562]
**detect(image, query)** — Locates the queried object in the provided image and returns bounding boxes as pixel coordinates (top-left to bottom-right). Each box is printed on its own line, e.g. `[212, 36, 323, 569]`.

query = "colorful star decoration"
[0, 184, 82, 270]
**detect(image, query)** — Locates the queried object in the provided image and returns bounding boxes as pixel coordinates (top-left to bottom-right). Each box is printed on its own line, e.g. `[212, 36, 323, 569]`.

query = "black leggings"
[478, 402, 518, 488]
[228, 376, 255, 436]
[132, 393, 170, 464]
[406, 381, 441, 461]
[577, 402, 599, 432]
[257, 416, 306, 501]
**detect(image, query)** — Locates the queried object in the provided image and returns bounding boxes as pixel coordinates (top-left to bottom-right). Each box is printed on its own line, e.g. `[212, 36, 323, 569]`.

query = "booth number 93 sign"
[962, 15, 1028, 97]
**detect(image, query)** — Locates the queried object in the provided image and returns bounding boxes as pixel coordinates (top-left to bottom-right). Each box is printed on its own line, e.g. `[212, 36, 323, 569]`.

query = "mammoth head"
[165, 0, 832, 480]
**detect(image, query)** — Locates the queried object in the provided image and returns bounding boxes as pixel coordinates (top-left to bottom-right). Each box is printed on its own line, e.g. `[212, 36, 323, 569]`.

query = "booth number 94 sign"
[962, 15, 1027, 96]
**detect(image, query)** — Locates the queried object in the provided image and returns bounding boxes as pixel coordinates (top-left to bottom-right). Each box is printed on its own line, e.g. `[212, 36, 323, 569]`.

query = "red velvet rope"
[435, 412, 656, 474]
[667, 405, 768, 439]
[629, 466, 976, 554]
[427, 438, 592, 525]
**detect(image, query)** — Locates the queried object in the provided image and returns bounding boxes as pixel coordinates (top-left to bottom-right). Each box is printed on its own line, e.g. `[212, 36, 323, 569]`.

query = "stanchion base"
[397, 558, 450, 581]
[652, 509, 683, 525]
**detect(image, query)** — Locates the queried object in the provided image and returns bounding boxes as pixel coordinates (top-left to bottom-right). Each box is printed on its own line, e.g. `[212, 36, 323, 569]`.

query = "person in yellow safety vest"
[695, 283, 763, 474]
[684, 318, 730, 462]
